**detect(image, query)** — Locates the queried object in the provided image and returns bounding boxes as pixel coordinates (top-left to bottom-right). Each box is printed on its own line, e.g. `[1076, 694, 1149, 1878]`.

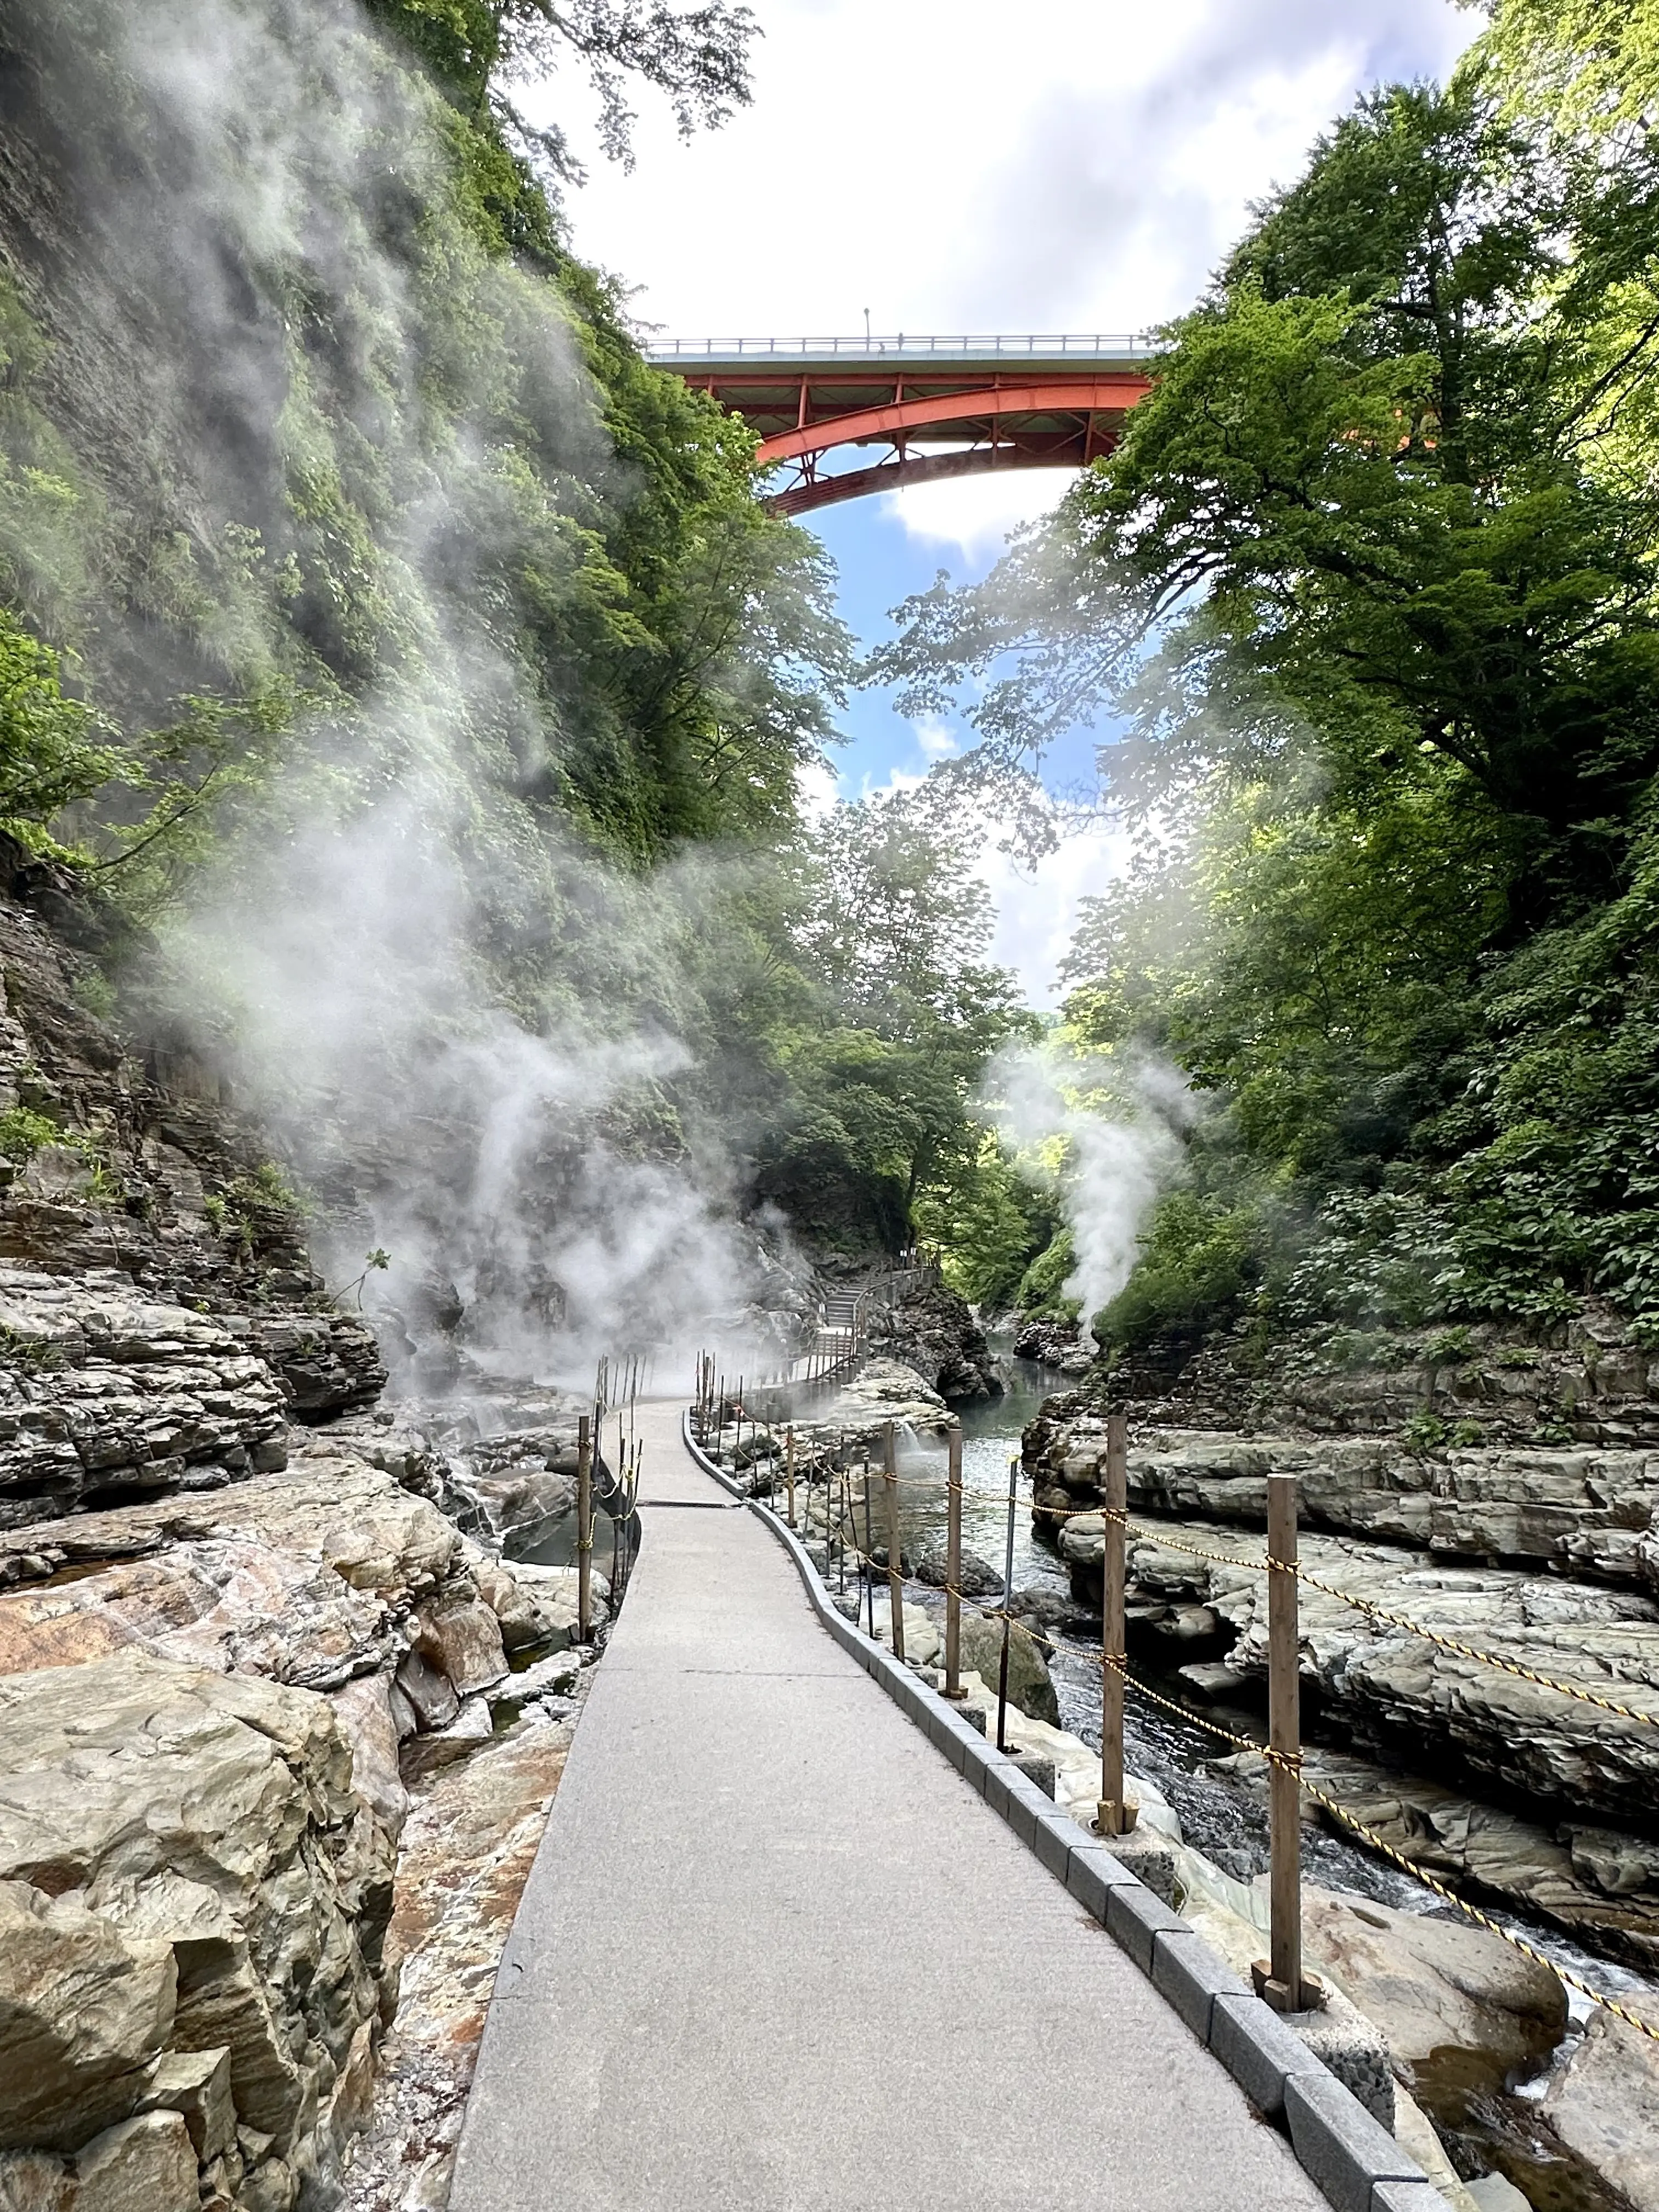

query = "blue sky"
[528, 0, 1481, 1001]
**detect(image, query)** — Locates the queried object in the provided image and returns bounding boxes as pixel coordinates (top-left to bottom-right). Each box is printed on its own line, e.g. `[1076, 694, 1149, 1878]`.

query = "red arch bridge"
[648, 334, 1157, 515]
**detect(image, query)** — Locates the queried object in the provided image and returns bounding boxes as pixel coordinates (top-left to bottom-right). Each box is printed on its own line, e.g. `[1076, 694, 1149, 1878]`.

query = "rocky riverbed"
[1011, 1322, 1659, 2210]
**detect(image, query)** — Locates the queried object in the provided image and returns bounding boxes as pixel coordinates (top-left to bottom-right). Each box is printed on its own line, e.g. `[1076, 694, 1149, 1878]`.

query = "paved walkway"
[450, 1401, 1327, 2211]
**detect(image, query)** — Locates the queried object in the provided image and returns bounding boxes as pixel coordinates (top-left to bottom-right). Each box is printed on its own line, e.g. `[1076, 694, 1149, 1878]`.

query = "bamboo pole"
[1097, 1412, 1137, 1836]
[883, 1421, 905, 1662]
[943, 1421, 965, 1700]
[576, 1413, 593, 1644]
[1254, 1474, 1321, 2013]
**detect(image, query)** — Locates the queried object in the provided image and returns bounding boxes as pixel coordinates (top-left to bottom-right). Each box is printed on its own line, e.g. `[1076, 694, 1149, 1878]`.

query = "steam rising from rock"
[984, 1042, 1188, 1327]
[15, 0, 802, 1390]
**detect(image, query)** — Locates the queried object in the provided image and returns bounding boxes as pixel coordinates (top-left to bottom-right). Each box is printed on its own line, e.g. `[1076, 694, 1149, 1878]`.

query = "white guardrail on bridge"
[647, 332, 1163, 361]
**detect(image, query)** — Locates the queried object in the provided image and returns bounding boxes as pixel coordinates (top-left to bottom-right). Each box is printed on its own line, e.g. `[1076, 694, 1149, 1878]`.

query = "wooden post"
[1098, 1411, 1138, 1836]
[862, 1459, 876, 1633]
[1254, 1473, 1321, 2013]
[786, 1427, 796, 1527]
[943, 1421, 965, 1700]
[996, 1453, 1017, 1753]
[884, 1421, 905, 1662]
[576, 1413, 593, 1644]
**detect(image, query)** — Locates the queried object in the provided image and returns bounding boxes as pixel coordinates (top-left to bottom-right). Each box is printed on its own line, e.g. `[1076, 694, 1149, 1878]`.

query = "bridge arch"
[648, 335, 1156, 515]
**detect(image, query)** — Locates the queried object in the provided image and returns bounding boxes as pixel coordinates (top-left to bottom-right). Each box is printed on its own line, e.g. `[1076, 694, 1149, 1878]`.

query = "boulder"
[330, 1676, 409, 1840]
[1541, 2007, 1659, 2211]
[1029, 1419, 1659, 1591]
[470, 1559, 581, 1654]
[494, 1649, 582, 1705]
[411, 1597, 506, 1700]
[806, 1361, 954, 1447]
[866, 1278, 1000, 1401]
[1013, 1318, 1094, 1375]
[872, 1599, 941, 1670]
[955, 1610, 1059, 1726]
[393, 1651, 459, 1733]
[0, 1538, 393, 1694]
[70, 2112, 197, 2211]
[0, 1270, 288, 1531]
[0, 1454, 460, 1610]
[137, 2048, 236, 2164]
[1288, 1750, 1659, 1972]
[0, 2148, 75, 2210]
[914, 1546, 1002, 1597]
[1464, 2178, 1531, 2212]
[228, 1316, 384, 1423]
[1300, 1887, 1566, 2112]
[399, 1697, 493, 1783]
[1058, 1513, 1659, 1825]
[0, 1654, 394, 2176]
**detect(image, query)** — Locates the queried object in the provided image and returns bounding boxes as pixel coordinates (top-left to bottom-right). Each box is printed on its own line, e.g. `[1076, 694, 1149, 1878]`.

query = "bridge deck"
[449, 1400, 1327, 2211]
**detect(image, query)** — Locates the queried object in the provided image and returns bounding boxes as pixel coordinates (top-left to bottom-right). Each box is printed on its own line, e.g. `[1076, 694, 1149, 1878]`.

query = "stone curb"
[679, 1413, 1444, 2212]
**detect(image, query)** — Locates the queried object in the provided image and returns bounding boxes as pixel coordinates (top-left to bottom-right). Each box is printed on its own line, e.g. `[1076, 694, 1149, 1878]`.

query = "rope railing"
[716, 1419, 1659, 1731]
[693, 1395, 1659, 2045]
[1029, 1492, 1659, 1731]
[814, 1481, 1659, 2046]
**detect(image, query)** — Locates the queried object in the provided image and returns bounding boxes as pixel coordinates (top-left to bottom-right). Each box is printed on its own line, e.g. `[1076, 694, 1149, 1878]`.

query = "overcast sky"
[529, 0, 1480, 1003]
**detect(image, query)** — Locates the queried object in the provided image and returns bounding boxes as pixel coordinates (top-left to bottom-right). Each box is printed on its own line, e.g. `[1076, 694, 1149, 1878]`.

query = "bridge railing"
[648, 332, 1163, 362]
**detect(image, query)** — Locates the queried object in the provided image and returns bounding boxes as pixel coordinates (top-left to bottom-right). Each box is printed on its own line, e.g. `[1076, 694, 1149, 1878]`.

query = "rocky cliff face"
[862, 1272, 1000, 1402]
[0, 873, 602, 2210]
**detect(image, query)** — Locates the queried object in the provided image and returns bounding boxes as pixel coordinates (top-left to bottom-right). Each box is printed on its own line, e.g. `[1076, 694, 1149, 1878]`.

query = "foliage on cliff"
[881, 3, 1659, 1350]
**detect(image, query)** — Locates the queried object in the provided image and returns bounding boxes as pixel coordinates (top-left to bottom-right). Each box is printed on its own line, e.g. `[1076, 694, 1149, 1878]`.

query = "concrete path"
[450, 1400, 1328, 2211]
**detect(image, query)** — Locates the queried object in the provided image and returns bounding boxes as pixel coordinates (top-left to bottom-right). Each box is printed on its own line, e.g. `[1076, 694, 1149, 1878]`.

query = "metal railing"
[647, 332, 1162, 362]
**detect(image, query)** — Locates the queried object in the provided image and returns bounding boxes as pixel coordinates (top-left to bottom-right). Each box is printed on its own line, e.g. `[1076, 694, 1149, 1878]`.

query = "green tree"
[878, 41, 1659, 1347]
[755, 789, 1036, 1251]
[0, 612, 116, 833]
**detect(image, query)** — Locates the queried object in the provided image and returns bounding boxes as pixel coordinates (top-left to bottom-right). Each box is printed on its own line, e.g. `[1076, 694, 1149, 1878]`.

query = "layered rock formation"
[864, 1274, 1001, 1401]
[0, 876, 607, 2210]
[1025, 1317, 1659, 1988]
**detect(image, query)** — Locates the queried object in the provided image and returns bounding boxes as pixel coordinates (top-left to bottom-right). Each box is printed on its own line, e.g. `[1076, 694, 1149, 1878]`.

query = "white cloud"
[535, 0, 1476, 341]
[877, 470, 1082, 566]
[913, 715, 957, 762]
[978, 823, 1133, 1011]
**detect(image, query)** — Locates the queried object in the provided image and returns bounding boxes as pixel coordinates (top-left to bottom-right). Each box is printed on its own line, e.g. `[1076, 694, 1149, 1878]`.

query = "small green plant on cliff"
[1401, 1410, 1451, 1454]
[0, 1105, 61, 1160]
[0, 611, 119, 836]
[234, 1162, 307, 1212]
[207, 1163, 308, 1253]
[69, 966, 116, 1020]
